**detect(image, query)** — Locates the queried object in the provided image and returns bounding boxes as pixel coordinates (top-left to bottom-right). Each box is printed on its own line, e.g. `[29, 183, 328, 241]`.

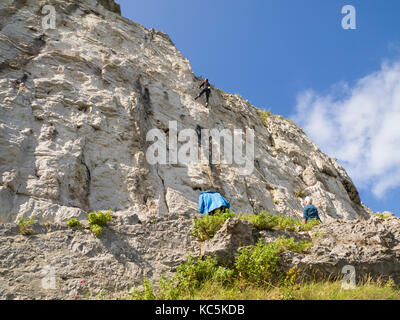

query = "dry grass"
[183, 278, 400, 300]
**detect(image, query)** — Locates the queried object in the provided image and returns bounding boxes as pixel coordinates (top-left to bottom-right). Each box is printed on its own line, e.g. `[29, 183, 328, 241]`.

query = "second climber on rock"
[195, 78, 211, 107]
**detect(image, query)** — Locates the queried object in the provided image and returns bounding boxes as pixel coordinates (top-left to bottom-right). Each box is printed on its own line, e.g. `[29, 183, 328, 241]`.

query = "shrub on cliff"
[234, 237, 311, 285]
[66, 218, 83, 230]
[193, 211, 320, 241]
[236, 212, 320, 233]
[192, 210, 235, 241]
[88, 209, 112, 237]
[18, 216, 37, 236]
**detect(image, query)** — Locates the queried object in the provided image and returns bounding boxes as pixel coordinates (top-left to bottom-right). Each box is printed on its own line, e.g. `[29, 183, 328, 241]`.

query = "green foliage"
[257, 108, 299, 128]
[374, 212, 390, 220]
[301, 218, 321, 231]
[88, 209, 112, 237]
[295, 188, 306, 198]
[274, 215, 300, 232]
[88, 210, 112, 227]
[18, 216, 37, 236]
[173, 256, 232, 295]
[130, 279, 157, 300]
[90, 224, 104, 237]
[258, 110, 272, 126]
[66, 218, 83, 230]
[234, 240, 281, 285]
[238, 212, 319, 232]
[238, 212, 279, 231]
[275, 115, 297, 126]
[192, 210, 235, 241]
[193, 211, 321, 241]
[130, 255, 235, 300]
[234, 238, 311, 286]
[280, 267, 301, 300]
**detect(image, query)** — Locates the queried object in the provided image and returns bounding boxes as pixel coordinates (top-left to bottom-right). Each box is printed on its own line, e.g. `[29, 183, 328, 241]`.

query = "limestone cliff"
[0, 0, 372, 224]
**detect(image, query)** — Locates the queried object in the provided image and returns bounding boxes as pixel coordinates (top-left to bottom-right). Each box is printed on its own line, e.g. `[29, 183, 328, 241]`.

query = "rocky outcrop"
[0, 0, 372, 224]
[286, 216, 400, 283]
[97, 0, 121, 15]
[2, 215, 400, 299]
[202, 216, 400, 284]
[200, 218, 311, 265]
[0, 214, 199, 300]
[200, 218, 256, 265]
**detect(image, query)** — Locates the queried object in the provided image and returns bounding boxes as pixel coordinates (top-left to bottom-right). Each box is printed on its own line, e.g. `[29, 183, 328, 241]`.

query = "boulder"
[200, 218, 256, 265]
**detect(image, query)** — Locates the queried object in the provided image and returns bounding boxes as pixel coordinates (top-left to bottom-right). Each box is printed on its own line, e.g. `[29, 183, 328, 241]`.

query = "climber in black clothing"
[195, 78, 211, 107]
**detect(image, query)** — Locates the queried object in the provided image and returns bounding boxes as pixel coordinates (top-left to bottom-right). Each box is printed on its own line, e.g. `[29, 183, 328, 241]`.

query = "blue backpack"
[198, 191, 230, 215]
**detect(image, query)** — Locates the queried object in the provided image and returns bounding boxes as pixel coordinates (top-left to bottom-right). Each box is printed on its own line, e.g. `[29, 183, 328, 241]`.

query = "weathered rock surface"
[0, 214, 199, 300]
[2, 215, 400, 299]
[200, 218, 311, 265]
[283, 216, 400, 283]
[202, 216, 400, 284]
[200, 218, 256, 265]
[0, 0, 372, 225]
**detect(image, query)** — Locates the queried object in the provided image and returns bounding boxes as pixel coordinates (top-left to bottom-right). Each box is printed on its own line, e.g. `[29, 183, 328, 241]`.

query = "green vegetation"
[258, 110, 272, 126]
[193, 210, 321, 241]
[234, 238, 311, 286]
[65, 208, 113, 236]
[258, 109, 299, 128]
[17, 216, 37, 236]
[90, 224, 104, 237]
[66, 218, 83, 230]
[238, 212, 302, 232]
[374, 212, 390, 220]
[88, 209, 112, 237]
[130, 255, 234, 300]
[275, 114, 298, 127]
[192, 210, 235, 241]
[155, 277, 399, 300]
[301, 218, 321, 231]
[295, 188, 306, 198]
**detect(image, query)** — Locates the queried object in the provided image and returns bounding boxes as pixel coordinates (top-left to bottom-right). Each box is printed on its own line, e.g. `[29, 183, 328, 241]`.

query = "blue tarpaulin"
[198, 191, 230, 215]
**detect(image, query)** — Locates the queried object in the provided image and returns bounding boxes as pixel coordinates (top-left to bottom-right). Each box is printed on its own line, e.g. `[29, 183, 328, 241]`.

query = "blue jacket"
[198, 191, 230, 215]
[303, 204, 321, 222]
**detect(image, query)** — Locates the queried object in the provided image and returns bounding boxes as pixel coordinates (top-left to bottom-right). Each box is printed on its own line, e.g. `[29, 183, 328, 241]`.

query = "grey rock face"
[97, 0, 121, 15]
[284, 216, 400, 283]
[0, 0, 372, 224]
[2, 215, 399, 299]
[199, 218, 312, 266]
[200, 218, 256, 265]
[200, 215, 400, 284]
[201, 216, 400, 285]
[0, 215, 200, 299]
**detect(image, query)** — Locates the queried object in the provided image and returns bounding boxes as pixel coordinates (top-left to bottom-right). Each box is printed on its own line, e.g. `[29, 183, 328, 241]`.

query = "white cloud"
[292, 60, 400, 198]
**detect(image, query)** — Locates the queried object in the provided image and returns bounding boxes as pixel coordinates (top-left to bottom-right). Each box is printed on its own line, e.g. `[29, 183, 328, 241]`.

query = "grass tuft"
[18, 216, 37, 236]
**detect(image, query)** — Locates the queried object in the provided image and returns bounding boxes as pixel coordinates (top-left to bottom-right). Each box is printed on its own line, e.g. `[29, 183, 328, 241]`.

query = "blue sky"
[118, 0, 400, 216]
